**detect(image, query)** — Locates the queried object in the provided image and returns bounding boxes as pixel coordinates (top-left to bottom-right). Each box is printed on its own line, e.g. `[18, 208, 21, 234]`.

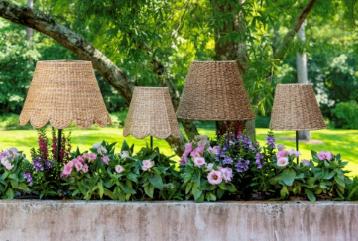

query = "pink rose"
[207, 170, 223, 185]
[142, 160, 154, 171]
[73, 158, 83, 172]
[193, 157, 206, 167]
[115, 165, 125, 174]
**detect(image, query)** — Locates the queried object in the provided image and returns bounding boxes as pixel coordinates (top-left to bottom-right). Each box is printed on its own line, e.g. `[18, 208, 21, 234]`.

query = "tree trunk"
[26, 0, 33, 41]
[296, 20, 311, 140]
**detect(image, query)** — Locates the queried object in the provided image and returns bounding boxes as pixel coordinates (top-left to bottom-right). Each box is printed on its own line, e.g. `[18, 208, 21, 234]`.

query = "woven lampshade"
[123, 87, 180, 139]
[19, 60, 111, 129]
[270, 83, 326, 131]
[176, 60, 254, 120]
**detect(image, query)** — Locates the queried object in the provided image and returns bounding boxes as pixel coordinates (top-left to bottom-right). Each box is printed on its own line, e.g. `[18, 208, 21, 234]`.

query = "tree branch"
[0, 0, 134, 103]
[274, 0, 317, 60]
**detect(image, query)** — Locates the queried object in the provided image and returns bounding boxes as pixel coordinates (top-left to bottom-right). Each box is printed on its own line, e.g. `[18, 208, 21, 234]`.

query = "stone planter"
[0, 200, 357, 241]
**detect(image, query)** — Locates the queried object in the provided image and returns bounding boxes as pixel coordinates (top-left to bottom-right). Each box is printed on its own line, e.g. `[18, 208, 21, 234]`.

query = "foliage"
[347, 177, 358, 201]
[332, 101, 358, 129]
[0, 148, 29, 198]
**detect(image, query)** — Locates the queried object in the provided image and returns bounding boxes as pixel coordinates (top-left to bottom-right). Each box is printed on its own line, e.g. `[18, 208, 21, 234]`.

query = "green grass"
[0, 126, 357, 176]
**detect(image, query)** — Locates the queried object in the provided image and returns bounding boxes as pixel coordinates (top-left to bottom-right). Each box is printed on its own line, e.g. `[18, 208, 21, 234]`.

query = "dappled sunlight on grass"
[0, 127, 357, 176]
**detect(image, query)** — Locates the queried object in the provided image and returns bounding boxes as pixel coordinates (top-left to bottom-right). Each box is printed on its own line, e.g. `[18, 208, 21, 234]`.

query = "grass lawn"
[0, 125, 357, 176]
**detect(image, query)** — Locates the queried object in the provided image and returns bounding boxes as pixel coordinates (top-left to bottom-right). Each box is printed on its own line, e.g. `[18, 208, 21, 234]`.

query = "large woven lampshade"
[19, 60, 111, 129]
[123, 87, 180, 141]
[176, 60, 254, 121]
[270, 83, 325, 131]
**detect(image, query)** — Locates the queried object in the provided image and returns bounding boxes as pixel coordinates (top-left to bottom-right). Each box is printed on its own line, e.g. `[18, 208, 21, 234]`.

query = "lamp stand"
[56, 129, 62, 162]
[296, 130, 299, 163]
[150, 136, 153, 150]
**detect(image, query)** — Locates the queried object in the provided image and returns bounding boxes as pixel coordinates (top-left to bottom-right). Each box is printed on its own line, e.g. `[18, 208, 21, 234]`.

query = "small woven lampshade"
[270, 83, 325, 131]
[19, 60, 111, 129]
[176, 60, 254, 120]
[123, 87, 180, 139]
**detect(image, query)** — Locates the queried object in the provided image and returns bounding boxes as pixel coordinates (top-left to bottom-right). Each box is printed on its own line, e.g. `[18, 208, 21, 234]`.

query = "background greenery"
[0, 1, 357, 175]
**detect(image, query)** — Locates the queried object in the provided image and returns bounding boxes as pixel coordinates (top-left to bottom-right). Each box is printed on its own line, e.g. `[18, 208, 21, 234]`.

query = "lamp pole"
[56, 129, 62, 162]
[296, 130, 299, 163]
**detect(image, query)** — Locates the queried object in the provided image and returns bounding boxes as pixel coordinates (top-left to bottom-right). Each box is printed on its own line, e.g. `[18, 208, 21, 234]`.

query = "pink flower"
[115, 165, 125, 174]
[219, 167, 233, 182]
[277, 150, 288, 158]
[288, 149, 300, 157]
[190, 144, 205, 158]
[83, 153, 97, 161]
[193, 157, 206, 167]
[207, 170, 223, 185]
[183, 143, 193, 156]
[73, 158, 83, 172]
[142, 160, 154, 171]
[208, 146, 221, 155]
[62, 162, 74, 177]
[82, 164, 89, 173]
[180, 155, 188, 165]
[317, 151, 333, 161]
[101, 156, 110, 165]
[277, 157, 289, 167]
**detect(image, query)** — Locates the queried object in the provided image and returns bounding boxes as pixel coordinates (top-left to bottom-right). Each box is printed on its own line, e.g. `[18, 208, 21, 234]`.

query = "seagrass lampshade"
[270, 83, 325, 155]
[176, 60, 254, 121]
[19, 60, 111, 129]
[123, 87, 180, 144]
[270, 83, 325, 131]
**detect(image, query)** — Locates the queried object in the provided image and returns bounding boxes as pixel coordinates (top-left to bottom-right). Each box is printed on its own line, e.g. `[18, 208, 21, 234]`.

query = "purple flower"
[23, 172, 33, 185]
[301, 159, 311, 167]
[235, 159, 250, 173]
[266, 135, 275, 148]
[219, 167, 233, 182]
[255, 153, 264, 169]
[33, 158, 44, 172]
[222, 156, 234, 165]
[44, 160, 52, 170]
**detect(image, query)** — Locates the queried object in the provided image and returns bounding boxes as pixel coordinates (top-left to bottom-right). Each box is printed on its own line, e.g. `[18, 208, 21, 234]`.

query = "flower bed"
[0, 129, 357, 201]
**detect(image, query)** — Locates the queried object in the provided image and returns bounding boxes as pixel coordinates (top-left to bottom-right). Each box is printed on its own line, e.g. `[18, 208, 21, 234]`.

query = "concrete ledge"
[0, 201, 357, 241]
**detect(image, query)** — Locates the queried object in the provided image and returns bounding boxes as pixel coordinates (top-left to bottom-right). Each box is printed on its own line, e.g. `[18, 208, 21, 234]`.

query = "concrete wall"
[0, 200, 357, 241]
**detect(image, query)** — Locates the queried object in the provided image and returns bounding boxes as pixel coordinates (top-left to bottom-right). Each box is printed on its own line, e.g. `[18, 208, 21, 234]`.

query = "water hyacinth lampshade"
[20, 60, 111, 160]
[270, 83, 325, 154]
[123, 87, 180, 148]
[176, 60, 254, 121]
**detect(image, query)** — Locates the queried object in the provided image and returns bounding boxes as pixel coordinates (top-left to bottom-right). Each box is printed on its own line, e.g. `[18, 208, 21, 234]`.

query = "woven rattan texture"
[176, 60, 254, 120]
[270, 83, 326, 131]
[123, 87, 180, 139]
[20, 60, 111, 129]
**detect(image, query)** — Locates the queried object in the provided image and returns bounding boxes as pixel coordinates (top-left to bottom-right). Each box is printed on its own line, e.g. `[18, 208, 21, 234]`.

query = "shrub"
[332, 101, 358, 129]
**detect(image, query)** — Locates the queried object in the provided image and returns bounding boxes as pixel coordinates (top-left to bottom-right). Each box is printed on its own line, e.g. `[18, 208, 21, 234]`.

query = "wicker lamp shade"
[19, 60, 111, 129]
[123, 87, 180, 139]
[176, 60, 254, 121]
[270, 84, 326, 131]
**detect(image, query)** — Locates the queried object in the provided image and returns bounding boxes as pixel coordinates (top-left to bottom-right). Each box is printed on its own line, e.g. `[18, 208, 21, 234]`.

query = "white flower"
[1, 159, 13, 170]
[92, 143, 107, 156]
[142, 160, 154, 171]
[206, 163, 214, 171]
[277, 157, 289, 167]
[120, 151, 130, 159]
[115, 165, 125, 174]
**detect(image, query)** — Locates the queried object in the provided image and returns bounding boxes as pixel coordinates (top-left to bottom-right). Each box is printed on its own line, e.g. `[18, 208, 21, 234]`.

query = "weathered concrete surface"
[0, 201, 357, 241]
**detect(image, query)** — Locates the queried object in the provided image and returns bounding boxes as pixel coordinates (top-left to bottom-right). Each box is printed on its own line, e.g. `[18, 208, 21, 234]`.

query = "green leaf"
[127, 173, 138, 183]
[334, 176, 346, 188]
[305, 189, 316, 202]
[280, 186, 289, 199]
[98, 182, 104, 199]
[279, 169, 296, 186]
[206, 192, 216, 201]
[192, 187, 202, 201]
[149, 175, 163, 189]
[144, 184, 154, 198]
